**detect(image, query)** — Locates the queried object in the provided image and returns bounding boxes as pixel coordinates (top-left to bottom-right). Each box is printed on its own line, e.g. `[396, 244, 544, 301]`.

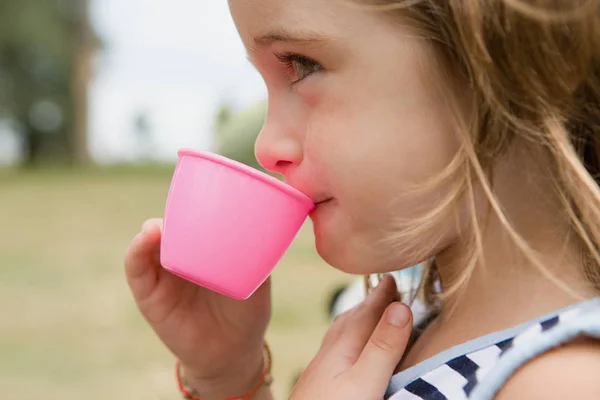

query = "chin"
[314, 228, 409, 275]
[314, 230, 370, 274]
[311, 202, 392, 274]
[314, 227, 348, 272]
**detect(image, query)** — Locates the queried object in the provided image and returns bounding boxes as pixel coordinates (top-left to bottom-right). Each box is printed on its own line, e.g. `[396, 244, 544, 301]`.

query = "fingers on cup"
[125, 220, 163, 299]
[141, 218, 163, 234]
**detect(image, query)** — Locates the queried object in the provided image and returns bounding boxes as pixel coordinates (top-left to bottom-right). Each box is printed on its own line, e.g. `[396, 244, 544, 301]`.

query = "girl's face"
[229, 0, 463, 274]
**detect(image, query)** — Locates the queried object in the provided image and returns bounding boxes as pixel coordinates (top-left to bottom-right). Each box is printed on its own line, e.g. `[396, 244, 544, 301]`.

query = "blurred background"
[0, 1, 355, 399]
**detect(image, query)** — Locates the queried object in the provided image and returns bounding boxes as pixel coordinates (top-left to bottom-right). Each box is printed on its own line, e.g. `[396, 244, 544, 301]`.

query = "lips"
[315, 198, 333, 205]
[284, 181, 331, 206]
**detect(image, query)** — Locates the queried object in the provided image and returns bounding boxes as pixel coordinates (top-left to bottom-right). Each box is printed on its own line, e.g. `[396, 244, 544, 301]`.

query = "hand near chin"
[290, 275, 413, 400]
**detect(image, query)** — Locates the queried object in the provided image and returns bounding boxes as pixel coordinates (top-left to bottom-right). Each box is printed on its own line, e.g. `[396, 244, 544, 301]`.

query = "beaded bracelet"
[176, 342, 273, 400]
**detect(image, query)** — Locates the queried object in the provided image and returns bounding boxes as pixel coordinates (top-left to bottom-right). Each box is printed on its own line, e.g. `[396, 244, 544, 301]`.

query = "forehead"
[228, 0, 381, 44]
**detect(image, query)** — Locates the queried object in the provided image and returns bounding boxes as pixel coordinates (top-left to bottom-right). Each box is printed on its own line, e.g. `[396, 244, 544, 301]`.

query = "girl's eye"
[275, 53, 323, 84]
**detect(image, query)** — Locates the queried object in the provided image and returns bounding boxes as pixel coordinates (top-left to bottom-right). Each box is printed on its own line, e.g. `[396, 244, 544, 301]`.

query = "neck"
[434, 144, 598, 336]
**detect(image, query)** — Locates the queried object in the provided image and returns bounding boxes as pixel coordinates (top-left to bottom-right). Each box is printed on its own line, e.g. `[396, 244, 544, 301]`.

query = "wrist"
[182, 360, 262, 399]
[178, 343, 271, 400]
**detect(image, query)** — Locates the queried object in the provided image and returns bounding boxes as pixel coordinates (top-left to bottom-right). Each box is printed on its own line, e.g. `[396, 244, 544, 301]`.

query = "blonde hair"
[358, 0, 600, 308]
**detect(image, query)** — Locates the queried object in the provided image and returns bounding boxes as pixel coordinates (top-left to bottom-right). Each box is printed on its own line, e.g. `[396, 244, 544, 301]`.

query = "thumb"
[141, 218, 163, 233]
[352, 302, 413, 390]
[124, 218, 163, 302]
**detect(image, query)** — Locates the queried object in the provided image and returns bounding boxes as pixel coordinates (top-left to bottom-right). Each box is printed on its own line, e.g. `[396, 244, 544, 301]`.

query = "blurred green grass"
[0, 166, 353, 400]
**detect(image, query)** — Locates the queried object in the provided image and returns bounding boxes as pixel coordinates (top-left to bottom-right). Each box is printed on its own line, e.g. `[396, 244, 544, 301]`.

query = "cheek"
[308, 72, 458, 169]
[305, 103, 462, 268]
[302, 95, 350, 183]
[307, 101, 458, 192]
[302, 97, 463, 273]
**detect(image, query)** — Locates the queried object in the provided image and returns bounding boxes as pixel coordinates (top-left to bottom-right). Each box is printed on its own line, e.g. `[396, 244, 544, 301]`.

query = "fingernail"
[386, 303, 410, 328]
[141, 221, 153, 234]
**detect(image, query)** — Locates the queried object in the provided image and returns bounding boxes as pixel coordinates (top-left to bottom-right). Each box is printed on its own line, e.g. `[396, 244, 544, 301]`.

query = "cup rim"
[177, 148, 315, 208]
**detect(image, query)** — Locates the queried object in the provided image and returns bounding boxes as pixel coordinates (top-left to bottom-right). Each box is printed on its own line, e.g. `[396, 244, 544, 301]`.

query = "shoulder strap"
[468, 300, 600, 400]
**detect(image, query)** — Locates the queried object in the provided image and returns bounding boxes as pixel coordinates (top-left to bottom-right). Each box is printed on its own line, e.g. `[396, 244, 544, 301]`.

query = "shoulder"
[495, 338, 600, 400]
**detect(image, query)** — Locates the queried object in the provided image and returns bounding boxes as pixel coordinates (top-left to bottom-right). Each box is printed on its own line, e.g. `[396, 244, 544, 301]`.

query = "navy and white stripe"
[387, 298, 600, 400]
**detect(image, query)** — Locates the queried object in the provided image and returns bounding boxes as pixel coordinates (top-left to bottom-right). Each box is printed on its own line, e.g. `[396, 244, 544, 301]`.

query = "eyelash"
[275, 52, 322, 85]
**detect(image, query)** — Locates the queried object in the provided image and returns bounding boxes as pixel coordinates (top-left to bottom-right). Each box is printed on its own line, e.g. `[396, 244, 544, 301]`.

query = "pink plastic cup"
[160, 149, 315, 300]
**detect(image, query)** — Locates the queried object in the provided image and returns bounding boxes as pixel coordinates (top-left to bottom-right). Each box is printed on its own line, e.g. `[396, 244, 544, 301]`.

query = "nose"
[255, 116, 303, 176]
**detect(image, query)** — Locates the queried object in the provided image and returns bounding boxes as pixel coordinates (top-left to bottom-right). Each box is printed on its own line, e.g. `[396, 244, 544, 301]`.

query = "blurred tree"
[213, 99, 267, 170]
[133, 109, 155, 161]
[0, 0, 100, 166]
[215, 103, 233, 128]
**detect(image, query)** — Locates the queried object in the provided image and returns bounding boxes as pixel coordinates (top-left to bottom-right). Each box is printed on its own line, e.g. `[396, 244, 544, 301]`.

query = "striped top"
[385, 297, 600, 400]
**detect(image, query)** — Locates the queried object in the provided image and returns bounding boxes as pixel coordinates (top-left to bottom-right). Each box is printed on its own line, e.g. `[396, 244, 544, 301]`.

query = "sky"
[87, 0, 267, 163]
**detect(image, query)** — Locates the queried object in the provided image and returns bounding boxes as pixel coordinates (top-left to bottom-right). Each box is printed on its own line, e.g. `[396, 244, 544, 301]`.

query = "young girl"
[124, 0, 600, 399]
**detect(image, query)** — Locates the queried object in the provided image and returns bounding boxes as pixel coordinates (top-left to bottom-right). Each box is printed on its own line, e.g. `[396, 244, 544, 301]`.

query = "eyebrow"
[253, 28, 331, 46]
